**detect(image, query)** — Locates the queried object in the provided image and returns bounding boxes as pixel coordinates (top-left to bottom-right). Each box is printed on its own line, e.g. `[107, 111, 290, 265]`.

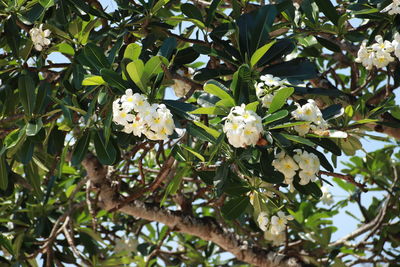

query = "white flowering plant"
[0, 0, 399, 266]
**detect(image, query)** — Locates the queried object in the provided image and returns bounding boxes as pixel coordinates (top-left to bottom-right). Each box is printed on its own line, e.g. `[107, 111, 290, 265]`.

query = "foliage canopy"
[0, 0, 400, 266]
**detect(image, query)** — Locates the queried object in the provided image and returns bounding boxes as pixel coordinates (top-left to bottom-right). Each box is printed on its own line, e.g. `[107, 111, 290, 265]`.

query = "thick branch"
[82, 154, 305, 267]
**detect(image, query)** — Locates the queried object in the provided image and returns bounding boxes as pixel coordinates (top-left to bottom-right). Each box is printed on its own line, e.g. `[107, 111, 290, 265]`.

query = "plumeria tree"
[0, 0, 400, 266]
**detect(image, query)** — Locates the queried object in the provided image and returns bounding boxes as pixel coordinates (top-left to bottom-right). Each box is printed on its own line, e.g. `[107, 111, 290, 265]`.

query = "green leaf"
[316, 37, 341, 53]
[181, 144, 205, 161]
[268, 121, 309, 129]
[72, 132, 91, 166]
[231, 64, 254, 105]
[250, 40, 276, 67]
[315, 0, 340, 25]
[83, 43, 111, 72]
[263, 59, 318, 81]
[204, 80, 235, 106]
[18, 74, 36, 116]
[221, 196, 250, 220]
[237, 5, 277, 57]
[126, 60, 146, 92]
[205, 0, 222, 27]
[193, 121, 220, 138]
[190, 106, 227, 115]
[143, 56, 169, 82]
[158, 37, 177, 60]
[263, 110, 289, 125]
[322, 104, 343, 120]
[93, 131, 117, 165]
[181, 3, 203, 22]
[269, 87, 294, 114]
[53, 43, 75, 55]
[123, 43, 142, 60]
[152, 0, 171, 14]
[245, 101, 259, 112]
[24, 161, 42, 198]
[187, 123, 216, 143]
[0, 153, 8, 190]
[280, 133, 315, 147]
[294, 181, 322, 199]
[26, 118, 43, 136]
[34, 82, 50, 114]
[100, 69, 128, 92]
[82, 75, 106, 86]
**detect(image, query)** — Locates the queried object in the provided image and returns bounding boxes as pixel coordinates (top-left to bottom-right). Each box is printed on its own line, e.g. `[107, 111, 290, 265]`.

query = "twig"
[319, 171, 368, 192]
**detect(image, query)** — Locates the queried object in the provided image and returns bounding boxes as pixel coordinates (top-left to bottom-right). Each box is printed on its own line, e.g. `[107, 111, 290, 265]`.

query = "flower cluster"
[355, 35, 400, 70]
[291, 99, 329, 136]
[272, 149, 320, 191]
[172, 68, 194, 98]
[113, 89, 175, 140]
[256, 74, 287, 108]
[381, 0, 400, 15]
[223, 104, 263, 148]
[29, 24, 51, 51]
[257, 211, 293, 246]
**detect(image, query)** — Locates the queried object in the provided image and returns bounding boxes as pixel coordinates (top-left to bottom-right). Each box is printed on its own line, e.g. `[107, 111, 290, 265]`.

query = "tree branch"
[82, 154, 305, 267]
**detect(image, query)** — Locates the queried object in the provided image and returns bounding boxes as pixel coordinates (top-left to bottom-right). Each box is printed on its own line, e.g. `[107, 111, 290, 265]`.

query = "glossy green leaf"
[24, 161, 42, 198]
[221, 196, 250, 220]
[123, 43, 141, 60]
[0, 153, 8, 191]
[250, 40, 276, 67]
[143, 56, 169, 82]
[100, 69, 128, 92]
[190, 106, 227, 115]
[280, 133, 315, 147]
[72, 132, 91, 166]
[93, 131, 117, 165]
[82, 75, 106, 86]
[18, 74, 36, 116]
[26, 118, 43, 137]
[205, 0, 222, 27]
[269, 87, 294, 114]
[204, 80, 235, 106]
[181, 144, 205, 161]
[315, 0, 340, 25]
[263, 110, 289, 125]
[126, 60, 146, 92]
[181, 3, 203, 22]
[83, 43, 111, 72]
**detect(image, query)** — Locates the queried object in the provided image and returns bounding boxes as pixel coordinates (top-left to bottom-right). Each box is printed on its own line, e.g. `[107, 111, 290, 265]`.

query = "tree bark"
[82, 154, 306, 267]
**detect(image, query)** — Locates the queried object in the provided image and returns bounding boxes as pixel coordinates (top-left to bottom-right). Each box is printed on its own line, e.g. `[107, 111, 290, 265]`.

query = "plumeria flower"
[257, 212, 269, 232]
[321, 186, 334, 205]
[371, 35, 394, 53]
[270, 211, 293, 233]
[264, 229, 286, 246]
[223, 104, 263, 148]
[372, 50, 394, 68]
[291, 99, 329, 136]
[29, 24, 51, 51]
[381, 0, 400, 15]
[272, 151, 299, 182]
[260, 74, 285, 87]
[260, 93, 275, 108]
[112, 89, 175, 141]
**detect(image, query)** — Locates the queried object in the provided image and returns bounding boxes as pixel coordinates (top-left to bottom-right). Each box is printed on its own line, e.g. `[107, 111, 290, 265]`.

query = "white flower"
[29, 24, 51, 51]
[392, 33, 400, 59]
[257, 212, 269, 231]
[260, 93, 275, 108]
[293, 149, 320, 185]
[272, 151, 299, 183]
[264, 229, 286, 246]
[223, 104, 263, 148]
[293, 122, 311, 136]
[260, 74, 285, 87]
[372, 50, 394, 68]
[371, 35, 394, 53]
[381, 0, 400, 15]
[113, 90, 175, 140]
[270, 211, 293, 233]
[321, 186, 334, 205]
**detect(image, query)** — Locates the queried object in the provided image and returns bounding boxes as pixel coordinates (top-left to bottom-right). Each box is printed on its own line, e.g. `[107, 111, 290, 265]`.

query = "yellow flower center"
[127, 97, 133, 102]
[121, 112, 127, 118]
